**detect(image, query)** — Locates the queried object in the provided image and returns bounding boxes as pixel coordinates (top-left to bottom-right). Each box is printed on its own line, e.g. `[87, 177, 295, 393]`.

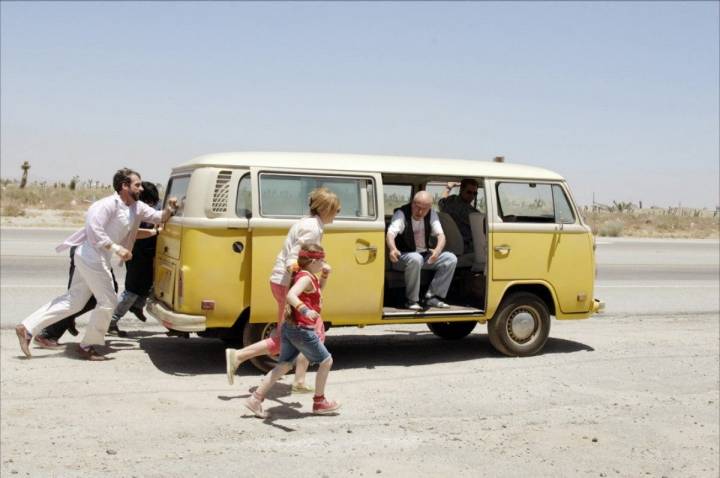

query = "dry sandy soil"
[1, 314, 718, 477]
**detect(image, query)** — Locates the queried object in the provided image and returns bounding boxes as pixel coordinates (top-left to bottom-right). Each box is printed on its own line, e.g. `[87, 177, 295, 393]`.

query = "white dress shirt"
[57, 193, 163, 265]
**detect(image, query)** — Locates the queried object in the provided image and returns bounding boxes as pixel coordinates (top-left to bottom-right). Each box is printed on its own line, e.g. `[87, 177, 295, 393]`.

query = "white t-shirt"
[388, 209, 443, 252]
[269, 216, 324, 286]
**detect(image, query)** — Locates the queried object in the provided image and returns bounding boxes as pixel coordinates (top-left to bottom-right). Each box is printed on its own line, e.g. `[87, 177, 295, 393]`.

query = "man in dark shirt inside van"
[386, 191, 458, 311]
[438, 179, 480, 254]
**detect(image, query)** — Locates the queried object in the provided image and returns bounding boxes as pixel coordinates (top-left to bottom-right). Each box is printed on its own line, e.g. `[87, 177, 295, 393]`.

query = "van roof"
[174, 152, 564, 181]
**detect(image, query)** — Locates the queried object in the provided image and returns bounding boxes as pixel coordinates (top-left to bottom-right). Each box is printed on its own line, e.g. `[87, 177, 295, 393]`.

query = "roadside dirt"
[1, 314, 718, 477]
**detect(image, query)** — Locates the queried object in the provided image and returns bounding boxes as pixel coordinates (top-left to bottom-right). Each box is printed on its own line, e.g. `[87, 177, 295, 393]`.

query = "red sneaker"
[312, 396, 341, 415]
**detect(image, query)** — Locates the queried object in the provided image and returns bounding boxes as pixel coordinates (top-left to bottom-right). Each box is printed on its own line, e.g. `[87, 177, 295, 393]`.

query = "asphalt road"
[1, 227, 718, 327]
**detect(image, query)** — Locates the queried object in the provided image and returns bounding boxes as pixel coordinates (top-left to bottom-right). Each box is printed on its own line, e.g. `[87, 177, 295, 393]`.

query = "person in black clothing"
[107, 182, 160, 337]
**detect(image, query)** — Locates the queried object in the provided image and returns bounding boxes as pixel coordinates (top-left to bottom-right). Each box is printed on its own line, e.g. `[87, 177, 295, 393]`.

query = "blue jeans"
[110, 290, 147, 324]
[278, 322, 331, 365]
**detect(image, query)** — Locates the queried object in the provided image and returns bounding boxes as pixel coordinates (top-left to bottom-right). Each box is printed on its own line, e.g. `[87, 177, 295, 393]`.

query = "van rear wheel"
[242, 322, 279, 373]
[488, 292, 550, 356]
[427, 321, 477, 340]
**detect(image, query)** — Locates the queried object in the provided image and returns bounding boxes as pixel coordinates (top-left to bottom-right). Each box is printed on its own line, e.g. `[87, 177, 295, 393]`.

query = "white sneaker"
[426, 297, 450, 308]
[405, 301, 423, 311]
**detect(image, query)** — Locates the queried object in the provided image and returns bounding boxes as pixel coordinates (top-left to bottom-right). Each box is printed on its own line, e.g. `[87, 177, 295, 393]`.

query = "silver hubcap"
[509, 310, 537, 342]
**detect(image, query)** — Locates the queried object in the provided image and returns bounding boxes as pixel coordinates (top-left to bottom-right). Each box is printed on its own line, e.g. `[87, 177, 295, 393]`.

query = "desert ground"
[1, 223, 718, 477]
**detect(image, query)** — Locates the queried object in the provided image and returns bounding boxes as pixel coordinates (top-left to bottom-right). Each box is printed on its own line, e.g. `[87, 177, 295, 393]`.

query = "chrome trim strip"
[382, 309, 484, 319]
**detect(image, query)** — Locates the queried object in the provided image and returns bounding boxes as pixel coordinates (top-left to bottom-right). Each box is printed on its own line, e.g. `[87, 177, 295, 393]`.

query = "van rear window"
[259, 173, 376, 219]
[165, 175, 191, 217]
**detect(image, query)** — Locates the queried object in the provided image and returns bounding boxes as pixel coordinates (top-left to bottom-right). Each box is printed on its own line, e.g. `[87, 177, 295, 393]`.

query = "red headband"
[298, 250, 325, 260]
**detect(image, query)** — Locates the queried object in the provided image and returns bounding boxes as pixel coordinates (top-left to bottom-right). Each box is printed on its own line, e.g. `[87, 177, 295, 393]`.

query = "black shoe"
[166, 329, 190, 339]
[129, 307, 147, 322]
[107, 322, 127, 338]
[67, 321, 79, 336]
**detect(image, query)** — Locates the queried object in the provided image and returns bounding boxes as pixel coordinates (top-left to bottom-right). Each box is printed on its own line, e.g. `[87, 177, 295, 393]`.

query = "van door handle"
[356, 246, 377, 252]
[494, 245, 511, 255]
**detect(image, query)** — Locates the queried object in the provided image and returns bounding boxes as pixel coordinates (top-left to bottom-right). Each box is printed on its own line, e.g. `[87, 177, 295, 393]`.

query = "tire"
[242, 321, 279, 373]
[427, 321, 477, 340]
[487, 292, 551, 357]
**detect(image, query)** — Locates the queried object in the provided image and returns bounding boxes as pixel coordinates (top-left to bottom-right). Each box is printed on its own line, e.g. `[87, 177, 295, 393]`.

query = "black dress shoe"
[129, 307, 147, 322]
[67, 320, 79, 336]
[107, 322, 127, 338]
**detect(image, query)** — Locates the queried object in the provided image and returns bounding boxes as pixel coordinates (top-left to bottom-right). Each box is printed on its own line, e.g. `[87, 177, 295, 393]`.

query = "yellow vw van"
[148, 152, 603, 370]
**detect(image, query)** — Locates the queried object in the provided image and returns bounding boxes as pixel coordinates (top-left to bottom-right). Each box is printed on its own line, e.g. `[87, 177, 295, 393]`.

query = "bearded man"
[15, 168, 177, 360]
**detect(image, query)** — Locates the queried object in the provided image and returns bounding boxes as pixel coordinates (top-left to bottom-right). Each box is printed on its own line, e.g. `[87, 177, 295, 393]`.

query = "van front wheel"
[242, 322, 279, 373]
[427, 321, 477, 340]
[488, 292, 550, 356]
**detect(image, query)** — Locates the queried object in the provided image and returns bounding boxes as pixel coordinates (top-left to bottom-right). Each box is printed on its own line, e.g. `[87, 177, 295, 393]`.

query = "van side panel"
[491, 229, 594, 314]
[248, 227, 285, 324]
[178, 227, 251, 328]
[319, 229, 385, 324]
[248, 226, 385, 325]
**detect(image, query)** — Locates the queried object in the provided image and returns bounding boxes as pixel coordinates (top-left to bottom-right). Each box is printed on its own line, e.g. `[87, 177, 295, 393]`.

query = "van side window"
[259, 173, 376, 219]
[165, 175, 191, 217]
[552, 184, 576, 224]
[235, 174, 252, 217]
[383, 184, 413, 214]
[496, 182, 555, 223]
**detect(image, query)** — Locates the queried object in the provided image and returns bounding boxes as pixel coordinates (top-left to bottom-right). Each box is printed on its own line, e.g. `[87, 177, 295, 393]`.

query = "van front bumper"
[147, 298, 206, 332]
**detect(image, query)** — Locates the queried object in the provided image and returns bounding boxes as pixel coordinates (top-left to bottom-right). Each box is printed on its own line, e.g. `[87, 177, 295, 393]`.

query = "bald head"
[411, 190, 433, 220]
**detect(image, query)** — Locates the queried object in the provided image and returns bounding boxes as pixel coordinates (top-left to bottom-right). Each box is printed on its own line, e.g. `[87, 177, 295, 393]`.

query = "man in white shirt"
[16, 168, 177, 361]
[386, 191, 458, 311]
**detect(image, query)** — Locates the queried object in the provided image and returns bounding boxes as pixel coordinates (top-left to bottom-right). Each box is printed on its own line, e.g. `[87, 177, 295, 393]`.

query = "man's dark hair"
[460, 178, 479, 191]
[140, 181, 159, 206]
[113, 168, 140, 193]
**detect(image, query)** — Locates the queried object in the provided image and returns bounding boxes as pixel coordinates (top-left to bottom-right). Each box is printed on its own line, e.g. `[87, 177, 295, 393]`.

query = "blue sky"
[1, 1, 718, 208]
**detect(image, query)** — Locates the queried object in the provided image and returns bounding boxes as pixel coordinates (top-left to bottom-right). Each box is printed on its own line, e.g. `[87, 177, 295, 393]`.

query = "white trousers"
[22, 255, 118, 347]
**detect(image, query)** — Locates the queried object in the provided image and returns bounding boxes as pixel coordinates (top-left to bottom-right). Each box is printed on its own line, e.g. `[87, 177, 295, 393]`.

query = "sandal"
[225, 349, 240, 385]
[291, 383, 315, 394]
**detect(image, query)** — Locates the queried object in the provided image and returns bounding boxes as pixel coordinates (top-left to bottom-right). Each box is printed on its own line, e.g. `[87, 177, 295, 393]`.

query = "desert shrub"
[0, 202, 25, 217]
[598, 220, 624, 237]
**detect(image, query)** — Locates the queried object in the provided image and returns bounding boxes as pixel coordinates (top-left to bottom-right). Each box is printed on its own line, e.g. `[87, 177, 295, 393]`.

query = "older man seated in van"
[386, 191, 458, 311]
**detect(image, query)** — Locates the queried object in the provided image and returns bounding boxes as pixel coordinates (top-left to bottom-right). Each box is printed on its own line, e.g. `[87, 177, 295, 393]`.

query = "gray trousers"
[391, 251, 458, 302]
